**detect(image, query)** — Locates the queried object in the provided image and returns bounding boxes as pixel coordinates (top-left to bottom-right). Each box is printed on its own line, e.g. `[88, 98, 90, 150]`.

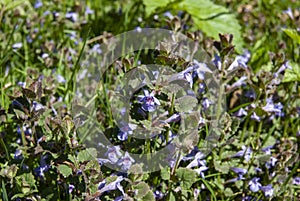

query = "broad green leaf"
[283, 61, 300, 82]
[283, 28, 300, 45]
[142, 0, 174, 17]
[77, 148, 97, 162]
[142, 191, 156, 201]
[176, 0, 243, 53]
[174, 95, 197, 112]
[57, 164, 72, 178]
[175, 167, 197, 189]
[161, 167, 170, 180]
[132, 181, 152, 199]
[261, 134, 276, 148]
[2, 0, 28, 11]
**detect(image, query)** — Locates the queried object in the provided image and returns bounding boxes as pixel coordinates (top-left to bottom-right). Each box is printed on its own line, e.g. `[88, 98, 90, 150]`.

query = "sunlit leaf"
[283, 28, 300, 45]
[175, 167, 197, 189]
[176, 0, 243, 53]
[283, 61, 300, 82]
[57, 164, 72, 178]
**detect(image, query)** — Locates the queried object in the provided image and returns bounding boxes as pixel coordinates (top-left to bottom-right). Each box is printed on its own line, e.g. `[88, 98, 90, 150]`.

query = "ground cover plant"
[0, 0, 300, 200]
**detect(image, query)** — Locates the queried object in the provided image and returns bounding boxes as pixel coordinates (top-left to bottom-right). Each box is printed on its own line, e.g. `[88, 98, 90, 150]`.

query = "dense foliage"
[0, 0, 299, 200]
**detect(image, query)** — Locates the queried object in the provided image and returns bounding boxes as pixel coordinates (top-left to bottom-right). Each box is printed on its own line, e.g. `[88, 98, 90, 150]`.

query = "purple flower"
[163, 11, 174, 20]
[233, 145, 252, 162]
[65, 12, 78, 22]
[117, 122, 137, 141]
[154, 190, 164, 200]
[262, 146, 273, 155]
[194, 164, 209, 178]
[85, 6, 94, 15]
[283, 7, 294, 19]
[250, 112, 261, 122]
[212, 54, 221, 70]
[249, 177, 262, 192]
[32, 101, 45, 112]
[98, 176, 125, 196]
[69, 184, 75, 193]
[231, 167, 247, 177]
[261, 184, 273, 197]
[202, 98, 211, 110]
[198, 82, 206, 94]
[34, 0, 43, 9]
[56, 75, 66, 83]
[117, 152, 135, 171]
[230, 76, 247, 89]
[235, 108, 248, 117]
[14, 149, 23, 160]
[274, 61, 292, 77]
[265, 157, 277, 169]
[292, 177, 300, 185]
[138, 90, 160, 112]
[91, 44, 102, 54]
[105, 146, 123, 164]
[193, 60, 212, 80]
[12, 42, 22, 49]
[186, 152, 205, 168]
[165, 113, 181, 123]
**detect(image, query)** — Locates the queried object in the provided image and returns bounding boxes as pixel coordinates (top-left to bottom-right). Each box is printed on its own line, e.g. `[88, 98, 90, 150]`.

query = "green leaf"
[132, 181, 152, 199]
[177, 0, 243, 53]
[283, 28, 300, 45]
[142, 0, 174, 17]
[57, 164, 72, 178]
[161, 167, 170, 180]
[283, 61, 300, 82]
[175, 167, 197, 189]
[174, 95, 197, 113]
[77, 148, 97, 163]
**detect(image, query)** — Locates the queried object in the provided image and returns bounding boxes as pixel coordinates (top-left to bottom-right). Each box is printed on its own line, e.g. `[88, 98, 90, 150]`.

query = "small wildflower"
[274, 61, 292, 77]
[91, 44, 102, 54]
[138, 90, 160, 112]
[194, 163, 209, 178]
[12, 42, 22, 49]
[283, 7, 294, 19]
[34, 0, 43, 9]
[212, 54, 222, 70]
[233, 145, 252, 162]
[117, 152, 135, 171]
[69, 184, 75, 193]
[105, 146, 123, 164]
[202, 98, 211, 110]
[186, 152, 205, 168]
[66, 12, 78, 22]
[251, 112, 261, 122]
[56, 75, 66, 83]
[265, 157, 277, 169]
[14, 149, 23, 160]
[98, 176, 125, 195]
[249, 177, 262, 192]
[230, 76, 247, 89]
[85, 6, 94, 15]
[117, 122, 137, 141]
[292, 177, 300, 185]
[17, 81, 26, 88]
[135, 26, 142, 33]
[235, 108, 248, 117]
[154, 190, 164, 200]
[231, 167, 247, 178]
[163, 11, 174, 20]
[262, 146, 273, 155]
[198, 82, 206, 94]
[32, 101, 45, 112]
[261, 184, 273, 197]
